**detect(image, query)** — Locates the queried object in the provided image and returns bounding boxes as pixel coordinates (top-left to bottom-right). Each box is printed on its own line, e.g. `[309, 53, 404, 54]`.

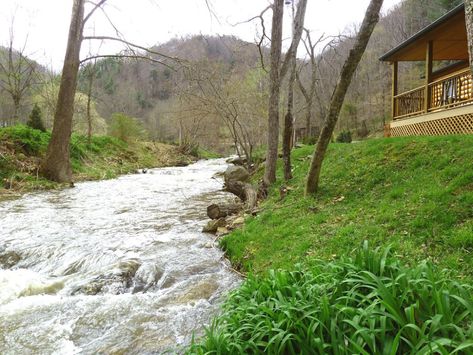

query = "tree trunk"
[12, 98, 20, 122]
[282, 0, 307, 181]
[282, 69, 295, 181]
[306, 60, 317, 139]
[207, 203, 242, 220]
[263, 0, 284, 186]
[466, 1, 473, 75]
[225, 180, 258, 210]
[41, 0, 85, 182]
[305, 103, 312, 139]
[305, 0, 384, 195]
[223, 166, 257, 211]
[86, 63, 95, 145]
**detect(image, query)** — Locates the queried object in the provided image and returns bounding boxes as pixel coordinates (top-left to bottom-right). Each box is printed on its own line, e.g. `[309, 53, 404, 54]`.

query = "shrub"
[336, 130, 352, 143]
[302, 135, 317, 145]
[108, 113, 145, 142]
[189, 243, 473, 354]
[26, 104, 46, 132]
[357, 120, 370, 139]
[0, 125, 49, 155]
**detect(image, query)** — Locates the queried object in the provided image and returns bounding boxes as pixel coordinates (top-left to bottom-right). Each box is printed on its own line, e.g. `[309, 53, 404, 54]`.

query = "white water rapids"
[0, 159, 241, 354]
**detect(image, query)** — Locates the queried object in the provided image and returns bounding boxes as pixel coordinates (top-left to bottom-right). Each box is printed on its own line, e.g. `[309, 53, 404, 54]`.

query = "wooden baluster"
[392, 61, 398, 119]
[425, 41, 433, 113]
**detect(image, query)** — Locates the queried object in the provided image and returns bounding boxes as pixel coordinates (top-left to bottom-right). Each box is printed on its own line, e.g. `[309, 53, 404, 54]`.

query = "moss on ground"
[221, 135, 473, 280]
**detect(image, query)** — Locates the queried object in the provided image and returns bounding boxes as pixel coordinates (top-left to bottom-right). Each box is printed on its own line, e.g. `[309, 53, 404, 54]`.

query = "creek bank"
[0, 125, 198, 199]
[203, 164, 260, 242]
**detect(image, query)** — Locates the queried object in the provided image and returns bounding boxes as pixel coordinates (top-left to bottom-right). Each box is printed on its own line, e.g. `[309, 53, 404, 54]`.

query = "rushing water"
[0, 159, 241, 354]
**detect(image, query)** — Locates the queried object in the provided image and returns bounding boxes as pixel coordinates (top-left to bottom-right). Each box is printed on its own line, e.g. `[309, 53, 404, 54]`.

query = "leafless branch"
[79, 54, 175, 70]
[82, 36, 183, 64]
[83, 0, 108, 24]
[233, 5, 272, 73]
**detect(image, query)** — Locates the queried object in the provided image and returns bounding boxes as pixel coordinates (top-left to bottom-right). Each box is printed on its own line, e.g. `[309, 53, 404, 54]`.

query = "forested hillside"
[0, 0, 465, 153]
[71, 0, 462, 155]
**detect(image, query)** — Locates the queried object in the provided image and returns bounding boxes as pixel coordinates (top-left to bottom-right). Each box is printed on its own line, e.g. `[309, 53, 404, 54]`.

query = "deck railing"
[428, 68, 473, 111]
[393, 86, 425, 119]
[393, 68, 473, 120]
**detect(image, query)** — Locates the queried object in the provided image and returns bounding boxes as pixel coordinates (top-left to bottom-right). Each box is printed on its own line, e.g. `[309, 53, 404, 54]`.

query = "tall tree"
[297, 30, 320, 142]
[41, 0, 174, 182]
[466, 1, 473, 74]
[305, 0, 384, 195]
[83, 60, 97, 144]
[282, 0, 308, 181]
[0, 25, 37, 123]
[264, 0, 284, 186]
[41, 0, 86, 182]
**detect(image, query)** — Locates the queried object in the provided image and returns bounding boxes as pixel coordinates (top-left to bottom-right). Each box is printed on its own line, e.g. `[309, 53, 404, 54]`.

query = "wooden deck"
[393, 68, 473, 120]
[390, 102, 473, 136]
[389, 68, 473, 137]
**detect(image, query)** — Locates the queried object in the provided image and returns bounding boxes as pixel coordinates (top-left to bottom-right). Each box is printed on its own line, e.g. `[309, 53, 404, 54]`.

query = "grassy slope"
[221, 135, 473, 280]
[0, 125, 194, 195]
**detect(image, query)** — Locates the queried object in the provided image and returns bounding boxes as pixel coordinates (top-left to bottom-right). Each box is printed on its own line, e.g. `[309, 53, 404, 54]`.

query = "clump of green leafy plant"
[0, 124, 50, 155]
[336, 130, 352, 143]
[189, 244, 473, 354]
[26, 104, 46, 132]
[108, 113, 145, 142]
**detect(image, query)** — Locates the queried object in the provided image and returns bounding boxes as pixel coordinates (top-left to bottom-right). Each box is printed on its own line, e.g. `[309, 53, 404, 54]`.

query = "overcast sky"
[0, 0, 404, 70]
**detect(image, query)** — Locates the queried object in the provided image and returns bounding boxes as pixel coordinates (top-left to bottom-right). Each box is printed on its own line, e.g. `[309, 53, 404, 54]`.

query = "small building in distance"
[380, 4, 473, 137]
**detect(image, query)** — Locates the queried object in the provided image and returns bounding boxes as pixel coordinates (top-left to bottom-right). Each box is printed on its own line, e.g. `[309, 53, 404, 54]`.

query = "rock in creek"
[175, 279, 219, 303]
[216, 227, 230, 237]
[207, 203, 242, 220]
[229, 216, 245, 229]
[132, 263, 164, 293]
[202, 218, 227, 233]
[224, 166, 249, 184]
[72, 259, 151, 296]
[0, 250, 21, 268]
[226, 156, 247, 166]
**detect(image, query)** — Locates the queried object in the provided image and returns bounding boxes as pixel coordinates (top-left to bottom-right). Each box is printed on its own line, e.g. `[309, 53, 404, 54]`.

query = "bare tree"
[0, 24, 37, 123]
[297, 31, 325, 141]
[281, 0, 308, 181]
[466, 1, 473, 74]
[264, 0, 284, 186]
[305, 0, 384, 195]
[176, 60, 264, 166]
[84, 60, 96, 144]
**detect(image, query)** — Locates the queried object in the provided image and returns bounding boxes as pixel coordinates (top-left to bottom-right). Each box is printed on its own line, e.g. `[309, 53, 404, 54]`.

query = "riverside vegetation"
[0, 124, 202, 197]
[189, 136, 473, 353]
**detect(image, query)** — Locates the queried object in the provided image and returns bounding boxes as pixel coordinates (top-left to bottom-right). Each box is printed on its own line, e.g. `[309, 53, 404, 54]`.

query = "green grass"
[221, 136, 473, 280]
[0, 125, 192, 192]
[197, 147, 221, 160]
[189, 244, 473, 354]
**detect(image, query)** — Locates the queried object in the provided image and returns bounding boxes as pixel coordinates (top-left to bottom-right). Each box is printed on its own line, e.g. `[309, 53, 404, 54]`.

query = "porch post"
[392, 61, 398, 119]
[424, 40, 433, 113]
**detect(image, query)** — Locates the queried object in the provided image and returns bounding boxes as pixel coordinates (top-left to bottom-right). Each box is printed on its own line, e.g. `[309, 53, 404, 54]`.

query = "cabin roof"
[380, 4, 468, 62]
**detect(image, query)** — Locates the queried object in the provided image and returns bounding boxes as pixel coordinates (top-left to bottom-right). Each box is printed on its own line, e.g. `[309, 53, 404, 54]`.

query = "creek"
[0, 159, 240, 354]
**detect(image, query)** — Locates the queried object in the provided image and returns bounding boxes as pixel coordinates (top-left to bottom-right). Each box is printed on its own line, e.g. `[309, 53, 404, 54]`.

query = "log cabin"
[380, 4, 473, 136]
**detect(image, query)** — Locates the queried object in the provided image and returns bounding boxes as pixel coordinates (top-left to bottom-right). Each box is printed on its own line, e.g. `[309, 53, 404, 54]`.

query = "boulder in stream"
[224, 166, 249, 184]
[202, 218, 227, 233]
[0, 250, 21, 268]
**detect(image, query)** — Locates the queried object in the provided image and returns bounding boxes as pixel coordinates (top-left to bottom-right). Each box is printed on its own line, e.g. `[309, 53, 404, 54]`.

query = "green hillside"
[189, 136, 473, 353]
[222, 136, 473, 279]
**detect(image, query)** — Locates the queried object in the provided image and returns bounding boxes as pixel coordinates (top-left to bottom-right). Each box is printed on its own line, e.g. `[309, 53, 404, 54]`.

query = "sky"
[0, 0, 404, 70]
